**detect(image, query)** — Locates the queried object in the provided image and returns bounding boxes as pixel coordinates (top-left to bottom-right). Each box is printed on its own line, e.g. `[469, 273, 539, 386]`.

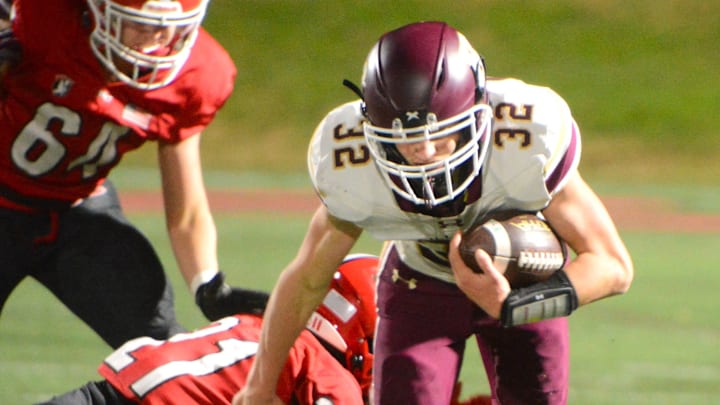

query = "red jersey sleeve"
[277, 330, 364, 405]
[141, 28, 237, 143]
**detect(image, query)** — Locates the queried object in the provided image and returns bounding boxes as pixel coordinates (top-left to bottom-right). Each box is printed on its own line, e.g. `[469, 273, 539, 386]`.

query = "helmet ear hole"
[350, 354, 364, 370]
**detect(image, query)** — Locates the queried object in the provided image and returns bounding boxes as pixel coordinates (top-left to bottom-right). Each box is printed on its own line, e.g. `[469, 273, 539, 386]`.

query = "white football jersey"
[308, 78, 581, 282]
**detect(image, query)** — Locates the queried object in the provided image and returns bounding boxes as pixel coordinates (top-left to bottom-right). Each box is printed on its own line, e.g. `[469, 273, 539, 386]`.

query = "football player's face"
[395, 132, 461, 165]
[120, 21, 177, 54]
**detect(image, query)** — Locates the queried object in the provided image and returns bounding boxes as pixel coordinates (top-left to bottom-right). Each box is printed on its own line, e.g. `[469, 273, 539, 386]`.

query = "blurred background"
[1, 1, 718, 403]
[125, 0, 719, 187]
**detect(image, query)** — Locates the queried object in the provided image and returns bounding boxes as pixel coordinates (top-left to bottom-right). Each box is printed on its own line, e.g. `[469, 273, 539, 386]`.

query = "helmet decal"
[322, 288, 358, 323]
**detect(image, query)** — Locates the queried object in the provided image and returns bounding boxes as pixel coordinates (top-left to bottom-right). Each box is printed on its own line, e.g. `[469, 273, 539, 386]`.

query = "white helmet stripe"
[306, 312, 348, 352]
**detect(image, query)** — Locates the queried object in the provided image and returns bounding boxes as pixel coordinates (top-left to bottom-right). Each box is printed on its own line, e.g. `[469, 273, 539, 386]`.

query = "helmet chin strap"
[342, 79, 364, 100]
[343, 79, 368, 117]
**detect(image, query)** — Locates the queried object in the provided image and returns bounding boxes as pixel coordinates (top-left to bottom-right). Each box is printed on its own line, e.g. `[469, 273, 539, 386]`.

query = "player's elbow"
[611, 254, 634, 295]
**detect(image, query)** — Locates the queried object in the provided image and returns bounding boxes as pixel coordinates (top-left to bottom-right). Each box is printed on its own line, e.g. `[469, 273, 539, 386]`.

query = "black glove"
[195, 271, 270, 321]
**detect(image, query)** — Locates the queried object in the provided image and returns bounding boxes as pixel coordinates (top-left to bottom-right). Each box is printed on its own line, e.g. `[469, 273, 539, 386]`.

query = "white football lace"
[517, 251, 564, 272]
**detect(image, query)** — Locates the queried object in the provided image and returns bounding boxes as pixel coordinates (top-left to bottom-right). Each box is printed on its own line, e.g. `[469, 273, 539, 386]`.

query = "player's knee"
[376, 354, 455, 405]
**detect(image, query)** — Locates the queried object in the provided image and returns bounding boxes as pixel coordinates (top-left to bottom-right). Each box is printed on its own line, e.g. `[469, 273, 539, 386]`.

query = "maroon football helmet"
[306, 254, 378, 400]
[361, 21, 492, 206]
[86, 0, 208, 90]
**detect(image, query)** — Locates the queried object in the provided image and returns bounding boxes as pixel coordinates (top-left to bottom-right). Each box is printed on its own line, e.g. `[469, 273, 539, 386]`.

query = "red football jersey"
[99, 315, 363, 405]
[1, 0, 235, 204]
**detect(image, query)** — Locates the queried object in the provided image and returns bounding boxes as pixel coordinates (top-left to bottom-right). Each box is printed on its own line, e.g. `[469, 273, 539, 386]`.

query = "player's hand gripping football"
[195, 271, 270, 320]
[449, 231, 511, 319]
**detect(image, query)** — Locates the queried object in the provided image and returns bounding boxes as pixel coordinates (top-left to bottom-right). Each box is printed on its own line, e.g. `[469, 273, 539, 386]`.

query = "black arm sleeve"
[34, 380, 134, 405]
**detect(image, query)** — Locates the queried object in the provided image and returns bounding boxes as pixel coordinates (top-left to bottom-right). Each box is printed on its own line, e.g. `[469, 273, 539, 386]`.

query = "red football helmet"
[85, 0, 208, 90]
[361, 21, 493, 206]
[306, 253, 379, 399]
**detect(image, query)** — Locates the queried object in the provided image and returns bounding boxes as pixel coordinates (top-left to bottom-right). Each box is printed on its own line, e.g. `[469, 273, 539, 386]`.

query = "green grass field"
[1, 203, 719, 403]
[121, 0, 719, 186]
[2, 0, 719, 403]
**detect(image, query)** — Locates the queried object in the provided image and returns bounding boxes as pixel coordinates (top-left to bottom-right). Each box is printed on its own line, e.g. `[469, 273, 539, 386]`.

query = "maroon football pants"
[373, 246, 569, 405]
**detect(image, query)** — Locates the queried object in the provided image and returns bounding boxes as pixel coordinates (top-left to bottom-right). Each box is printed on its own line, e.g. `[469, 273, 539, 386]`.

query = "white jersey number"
[11, 102, 129, 178]
[104, 317, 259, 397]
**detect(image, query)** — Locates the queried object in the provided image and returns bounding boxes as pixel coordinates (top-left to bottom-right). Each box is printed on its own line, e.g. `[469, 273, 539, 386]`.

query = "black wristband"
[500, 269, 578, 328]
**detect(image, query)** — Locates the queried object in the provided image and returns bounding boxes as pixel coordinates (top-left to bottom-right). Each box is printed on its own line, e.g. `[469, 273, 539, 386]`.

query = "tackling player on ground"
[38, 254, 490, 404]
[235, 21, 634, 404]
[37, 255, 377, 405]
[0, 0, 267, 353]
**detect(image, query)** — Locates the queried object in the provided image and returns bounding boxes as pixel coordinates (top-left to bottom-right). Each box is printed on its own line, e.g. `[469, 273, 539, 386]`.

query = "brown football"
[458, 213, 567, 287]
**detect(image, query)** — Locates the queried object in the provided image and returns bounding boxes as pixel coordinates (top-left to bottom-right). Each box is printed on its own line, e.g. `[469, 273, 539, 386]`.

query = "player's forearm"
[248, 265, 328, 393]
[555, 211, 633, 307]
[563, 248, 632, 306]
[543, 174, 634, 306]
[166, 210, 219, 290]
[564, 216, 633, 306]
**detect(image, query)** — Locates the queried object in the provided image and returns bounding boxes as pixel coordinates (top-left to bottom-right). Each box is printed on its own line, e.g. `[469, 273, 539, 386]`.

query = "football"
[458, 212, 567, 287]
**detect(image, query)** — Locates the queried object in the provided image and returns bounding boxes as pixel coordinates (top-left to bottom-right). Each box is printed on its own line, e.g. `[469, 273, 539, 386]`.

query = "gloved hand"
[195, 271, 270, 321]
